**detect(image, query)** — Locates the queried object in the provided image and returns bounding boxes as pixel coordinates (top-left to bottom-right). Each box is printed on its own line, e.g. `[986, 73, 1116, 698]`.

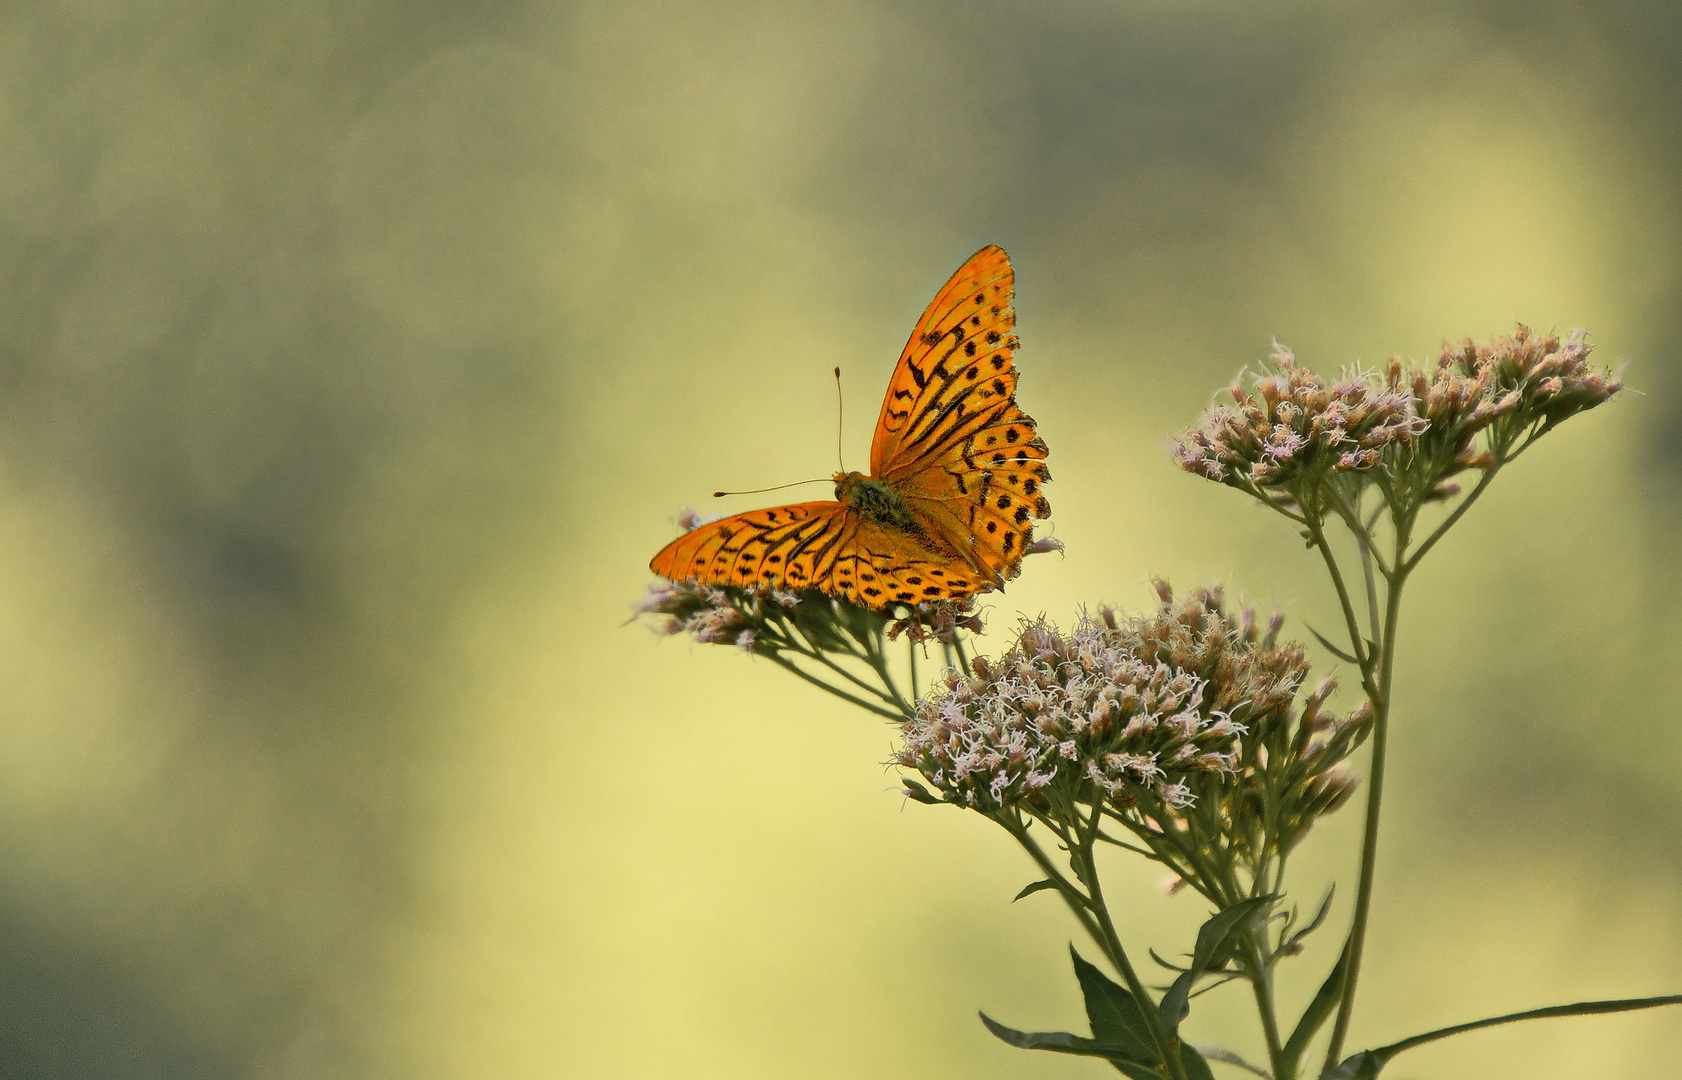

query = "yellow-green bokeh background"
[1, 2, 1679, 1077]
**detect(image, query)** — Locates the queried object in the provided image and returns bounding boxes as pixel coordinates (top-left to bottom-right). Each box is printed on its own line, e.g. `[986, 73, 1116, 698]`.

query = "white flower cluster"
[897, 614, 1246, 813]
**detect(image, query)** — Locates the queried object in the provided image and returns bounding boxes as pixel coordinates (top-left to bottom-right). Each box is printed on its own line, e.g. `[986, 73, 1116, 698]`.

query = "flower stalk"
[1171, 325, 1628, 1075]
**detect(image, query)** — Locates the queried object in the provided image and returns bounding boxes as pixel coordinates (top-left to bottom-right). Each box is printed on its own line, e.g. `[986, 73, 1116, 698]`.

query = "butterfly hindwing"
[833, 518, 986, 606]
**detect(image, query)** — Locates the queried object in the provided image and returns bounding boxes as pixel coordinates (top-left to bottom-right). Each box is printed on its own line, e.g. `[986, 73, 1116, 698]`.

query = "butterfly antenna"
[713, 479, 829, 498]
[834, 366, 845, 472]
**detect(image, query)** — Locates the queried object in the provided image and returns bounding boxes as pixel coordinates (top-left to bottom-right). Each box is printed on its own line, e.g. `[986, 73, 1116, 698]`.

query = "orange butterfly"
[649, 245, 1051, 610]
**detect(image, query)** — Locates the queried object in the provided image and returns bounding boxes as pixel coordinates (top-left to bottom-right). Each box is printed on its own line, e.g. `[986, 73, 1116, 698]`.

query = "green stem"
[762, 652, 905, 720]
[1305, 519, 1377, 689]
[861, 625, 911, 713]
[814, 648, 906, 709]
[1242, 938, 1287, 1079]
[1401, 465, 1499, 573]
[951, 630, 973, 677]
[856, 632, 914, 716]
[1322, 522, 1410, 1070]
[1354, 525, 1382, 650]
[1071, 809, 1190, 1080]
[1003, 814, 1106, 947]
[773, 621, 905, 707]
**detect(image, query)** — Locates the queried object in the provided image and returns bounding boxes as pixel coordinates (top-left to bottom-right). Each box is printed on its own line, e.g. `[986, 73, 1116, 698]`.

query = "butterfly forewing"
[870, 245, 1018, 475]
[870, 246, 1050, 585]
[649, 502, 852, 592]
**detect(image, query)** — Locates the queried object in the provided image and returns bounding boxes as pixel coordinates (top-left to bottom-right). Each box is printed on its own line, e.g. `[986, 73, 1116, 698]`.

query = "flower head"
[1433, 325, 1621, 444]
[633, 577, 762, 648]
[1174, 328, 1623, 516]
[897, 584, 1370, 877]
[1170, 344, 1424, 489]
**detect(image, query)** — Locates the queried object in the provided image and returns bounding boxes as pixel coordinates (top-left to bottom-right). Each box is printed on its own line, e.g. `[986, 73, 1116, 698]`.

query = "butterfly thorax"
[834, 472, 916, 531]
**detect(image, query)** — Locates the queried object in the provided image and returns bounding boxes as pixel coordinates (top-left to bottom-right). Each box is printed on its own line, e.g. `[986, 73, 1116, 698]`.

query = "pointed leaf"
[1283, 947, 1348, 1066]
[1306, 625, 1358, 664]
[1272, 888, 1336, 966]
[1325, 1049, 1384, 1079]
[1365, 992, 1682, 1062]
[978, 1013, 1109, 1056]
[1160, 971, 1196, 1030]
[1070, 947, 1160, 1065]
[899, 777, 941, 804]
[1188, 972, 1243, 1000]
[1287, 887, 1336, 949]
[977, 1013, 1156, 1072]
[1179, 1043, 1218, 1080]
[1013, 879, 1058, 902]
[1159, 896, 1275, 1032]
[1192, 895, 1275, 973]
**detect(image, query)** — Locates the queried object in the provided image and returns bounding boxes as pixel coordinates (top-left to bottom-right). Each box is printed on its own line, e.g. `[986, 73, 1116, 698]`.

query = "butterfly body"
[834, 472, 917, 531]
[651, 246, 1050, 610]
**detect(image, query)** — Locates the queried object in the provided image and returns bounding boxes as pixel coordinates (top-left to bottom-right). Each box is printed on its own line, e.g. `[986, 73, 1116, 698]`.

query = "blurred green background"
[0, 1, 1677, 1077]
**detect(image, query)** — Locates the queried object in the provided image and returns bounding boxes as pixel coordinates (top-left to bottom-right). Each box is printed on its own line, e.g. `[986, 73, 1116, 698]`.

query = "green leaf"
[899, 777, 940, 804]
[978, 1012, 1156, 1075]
[1282, 947, 1347, 1066]
[1179, 1043, 1218, 1080]
[1070, 947, 1159, 1066]
[978, 1013, 1109, 1056]
[1364, 992, 1682, 1062]
[1013, 879, 1058, 902]
[1305, 624, 1358, 664]
[1281, 887, 1336, 955]
[1160, 896, 1276, 1031]
[1160, 971, 1196, 1031]
[1192, 896, 1276, 972]
[1325, 1049, 1383, 1079]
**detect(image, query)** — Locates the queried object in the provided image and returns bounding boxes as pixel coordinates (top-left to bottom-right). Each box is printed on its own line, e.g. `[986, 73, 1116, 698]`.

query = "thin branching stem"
[1353, 525, 1383, 650]
[951, 631, 973, 677]
[858, 637, 914, 716]
[1402, 465, 1499, 573]
[761, 653, 905, 720]
[1303, 517, 1376, 687]
[1003, 815, 1102, 942]
[1323, 517, 1410, 1070]
[806, 646, 905, 708]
